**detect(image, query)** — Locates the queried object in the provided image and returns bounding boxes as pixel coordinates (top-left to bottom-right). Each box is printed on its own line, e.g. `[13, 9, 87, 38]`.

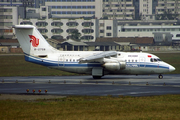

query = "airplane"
[12, 25, 175, 79]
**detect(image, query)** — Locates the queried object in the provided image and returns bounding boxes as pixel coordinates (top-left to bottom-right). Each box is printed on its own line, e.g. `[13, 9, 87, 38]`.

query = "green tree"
[156, 10, 178, 20]
[0, 36, 4, 39]
[102, 16, 108, 19]
[42, 35, 48, 39]
[136, 13, 142, 20]
[70, 30, 81, 41]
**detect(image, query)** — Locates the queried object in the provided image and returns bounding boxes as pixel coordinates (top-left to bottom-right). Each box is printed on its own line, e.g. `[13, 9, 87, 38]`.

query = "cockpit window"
[158, 59, 162, 61]
[154, 59, 158, 62]
[150, 58, 153, 62]
[150, 58, 162, 62]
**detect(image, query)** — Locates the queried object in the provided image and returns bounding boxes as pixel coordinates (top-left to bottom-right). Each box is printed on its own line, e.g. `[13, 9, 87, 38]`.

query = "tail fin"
[13, 25, 56, 56]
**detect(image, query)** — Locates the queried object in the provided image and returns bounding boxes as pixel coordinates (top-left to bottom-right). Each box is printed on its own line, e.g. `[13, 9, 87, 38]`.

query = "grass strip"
[0, 95, 180, 120]
[0, 55, 78, 76]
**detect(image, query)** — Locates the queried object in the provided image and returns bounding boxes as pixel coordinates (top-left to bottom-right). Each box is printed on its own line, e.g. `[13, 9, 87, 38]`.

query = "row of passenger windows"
[59, 58, 79, 62]
[64, 59, 138, 63]
[125, 58, 162, 63]
[59, 55, 162, 63]
[60, 54, 80, 57]
[65, 59, 79, 62]
[62, 59, 162, 63]
[125, 60, 138, 62]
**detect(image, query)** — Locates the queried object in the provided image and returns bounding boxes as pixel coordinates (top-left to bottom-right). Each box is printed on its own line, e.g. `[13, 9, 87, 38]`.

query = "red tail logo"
[29, 35, 39, 47]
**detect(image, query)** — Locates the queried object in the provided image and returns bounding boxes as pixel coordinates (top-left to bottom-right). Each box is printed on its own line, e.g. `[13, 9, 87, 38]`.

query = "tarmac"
[0, 74, 180, 97]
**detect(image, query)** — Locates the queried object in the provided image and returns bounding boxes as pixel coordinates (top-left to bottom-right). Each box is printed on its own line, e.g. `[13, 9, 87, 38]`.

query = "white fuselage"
[25, 51, 174, 76]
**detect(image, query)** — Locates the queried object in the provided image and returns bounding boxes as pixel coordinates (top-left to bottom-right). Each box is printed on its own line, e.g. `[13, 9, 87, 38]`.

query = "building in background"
[102, 0, 135, 20]
[0, 6, 18, 38]
[19, 18, 98, 41]
[0, 0, 45, 8]
[19, 18, 119, 42]
[139, 0, 158, 20]
[1, 0, 180, 44]
[44, 0, 135, 20]
[118, 24, 180, 45]
[0, 0, 45, 18]
[45, 0, 101, 19]
[99, 19, 117, 38]
[153, 32, 172, 45]
[156, 0, 180, 20]
[133, 0, 140, 20]
[25, 6, 50, 19]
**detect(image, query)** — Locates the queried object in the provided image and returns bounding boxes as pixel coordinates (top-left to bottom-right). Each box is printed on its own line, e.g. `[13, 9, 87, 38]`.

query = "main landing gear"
[158, 74, 163, 79]
[93, 76, 102, 79]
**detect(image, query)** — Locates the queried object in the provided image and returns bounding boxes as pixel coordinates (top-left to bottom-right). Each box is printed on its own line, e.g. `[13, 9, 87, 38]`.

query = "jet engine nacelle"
[103, 62, 126, 71]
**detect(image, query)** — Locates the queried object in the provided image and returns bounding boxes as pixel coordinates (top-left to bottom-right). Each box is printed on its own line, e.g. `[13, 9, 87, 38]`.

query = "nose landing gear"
[159, 74, 163, 79]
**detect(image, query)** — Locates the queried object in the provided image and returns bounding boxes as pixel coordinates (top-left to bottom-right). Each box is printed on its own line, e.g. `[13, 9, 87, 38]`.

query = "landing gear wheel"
[93, 76, 102, 79]
[158, 74, 163, 79]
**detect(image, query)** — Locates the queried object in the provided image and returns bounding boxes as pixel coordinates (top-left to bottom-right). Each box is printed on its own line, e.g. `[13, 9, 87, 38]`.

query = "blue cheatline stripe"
[24, 53, 57, 63]
[25, 55, 58, 66]
[24, 53, 169, 69]
[126, 62, 169, 69]
[145, 64, 168, 69]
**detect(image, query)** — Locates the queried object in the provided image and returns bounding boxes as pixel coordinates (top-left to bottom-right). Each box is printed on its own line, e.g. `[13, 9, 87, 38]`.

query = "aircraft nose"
[169, 65, 175, 72]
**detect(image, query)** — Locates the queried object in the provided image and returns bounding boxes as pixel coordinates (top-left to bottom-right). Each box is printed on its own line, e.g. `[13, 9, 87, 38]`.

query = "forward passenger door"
[139, 56, 146, 67]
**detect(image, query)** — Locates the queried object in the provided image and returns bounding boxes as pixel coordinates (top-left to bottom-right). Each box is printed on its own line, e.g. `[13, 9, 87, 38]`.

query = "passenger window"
[135, 60, 137, 62]
[132, 60, 134, 62]
[128, 60, 130, 62]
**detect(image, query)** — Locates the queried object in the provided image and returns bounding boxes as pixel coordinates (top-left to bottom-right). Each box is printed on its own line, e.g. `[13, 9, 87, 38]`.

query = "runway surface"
[0, 75, 180, 96]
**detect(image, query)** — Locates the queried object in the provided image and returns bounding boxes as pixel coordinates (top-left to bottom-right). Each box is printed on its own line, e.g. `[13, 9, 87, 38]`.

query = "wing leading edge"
[79, 51, 117, 63]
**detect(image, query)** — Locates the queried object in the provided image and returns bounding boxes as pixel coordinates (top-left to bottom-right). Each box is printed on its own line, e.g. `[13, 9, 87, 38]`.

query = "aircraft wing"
[79, 51, 117, 63]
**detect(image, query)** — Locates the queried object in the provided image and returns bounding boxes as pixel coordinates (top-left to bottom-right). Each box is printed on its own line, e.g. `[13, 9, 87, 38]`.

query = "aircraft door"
[139, 56, 146, 67]
[157, 60, 160, 68]
[58, 55, 64, 67]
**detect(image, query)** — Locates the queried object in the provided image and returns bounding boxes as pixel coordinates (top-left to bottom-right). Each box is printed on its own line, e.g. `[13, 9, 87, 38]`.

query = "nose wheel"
[158, 74, 163, 79]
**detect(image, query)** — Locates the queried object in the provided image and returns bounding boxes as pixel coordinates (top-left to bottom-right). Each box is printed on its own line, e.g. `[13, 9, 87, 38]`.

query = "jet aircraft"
[13, 25, 175, 79]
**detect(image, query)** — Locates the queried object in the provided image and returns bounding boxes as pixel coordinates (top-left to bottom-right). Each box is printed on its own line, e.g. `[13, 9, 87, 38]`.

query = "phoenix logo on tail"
[29, 35, 39, 47]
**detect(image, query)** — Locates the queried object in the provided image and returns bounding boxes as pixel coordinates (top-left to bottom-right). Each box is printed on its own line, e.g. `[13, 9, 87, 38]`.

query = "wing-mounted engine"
[78, 51, 118, 78]
[77, 51, 125, 78]
[103, 58, 126, 71]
